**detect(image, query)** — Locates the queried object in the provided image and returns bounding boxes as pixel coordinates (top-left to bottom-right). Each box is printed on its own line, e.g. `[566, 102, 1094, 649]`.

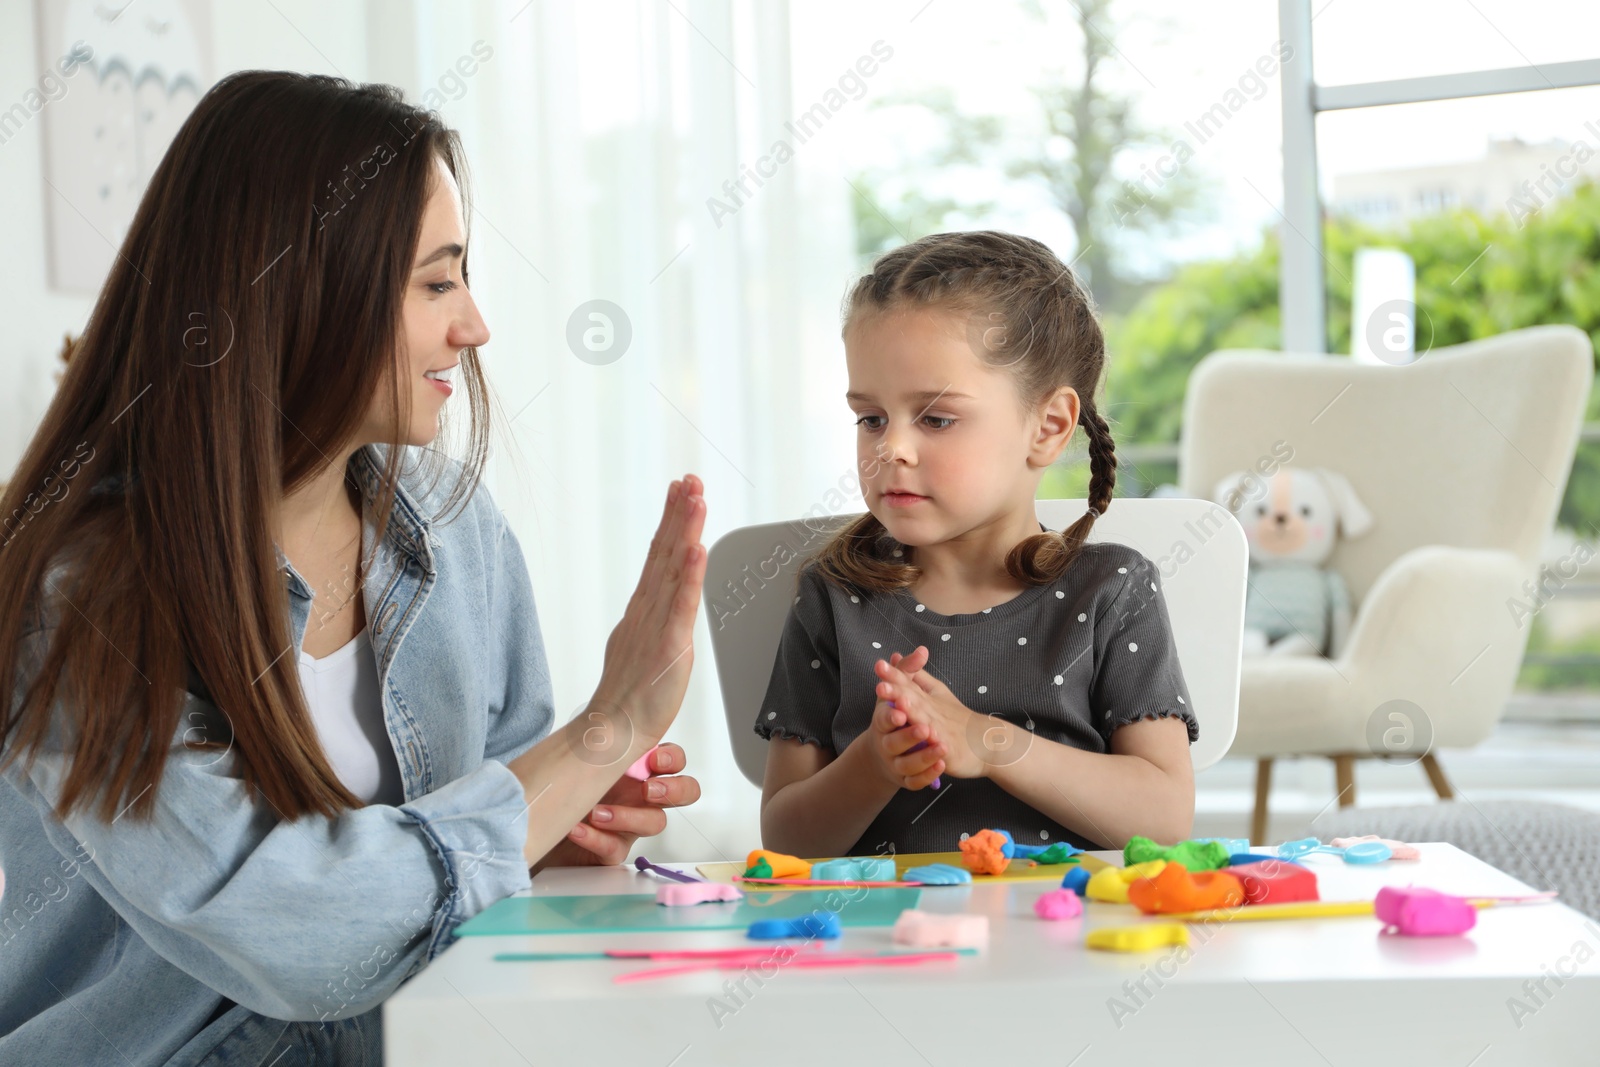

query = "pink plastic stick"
[733, 877, 922, 888]
[1465, 891, 1560, 905]
[615, 960, 742, 983]
[604, 945, 826, 961]
[614, 951, 959, 984]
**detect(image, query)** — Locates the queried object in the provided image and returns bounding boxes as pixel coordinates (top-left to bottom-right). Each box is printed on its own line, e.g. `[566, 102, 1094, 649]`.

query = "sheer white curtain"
[385, 0, 860, 859]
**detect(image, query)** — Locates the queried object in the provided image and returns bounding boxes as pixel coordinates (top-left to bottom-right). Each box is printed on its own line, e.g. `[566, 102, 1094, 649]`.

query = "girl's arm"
[759, 651, 944, 858]
[758, 735, 901, 858]
[983, 715, 1195, 848]
[872, 655, 1194, 850]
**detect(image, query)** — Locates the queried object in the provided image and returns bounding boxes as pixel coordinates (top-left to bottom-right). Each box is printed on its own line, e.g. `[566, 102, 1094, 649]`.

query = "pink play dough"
[625, 746, 660, 781]
[656, 882, 744, 906]
[1374, 886, 1477, 936]
[892, 909, 989, 950]
[1033, 888, 1084, 920]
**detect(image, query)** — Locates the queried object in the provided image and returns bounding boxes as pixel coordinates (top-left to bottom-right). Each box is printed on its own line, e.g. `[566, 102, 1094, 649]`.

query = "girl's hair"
[811, 230, 1116, 594]
[0, 71, 491, 823]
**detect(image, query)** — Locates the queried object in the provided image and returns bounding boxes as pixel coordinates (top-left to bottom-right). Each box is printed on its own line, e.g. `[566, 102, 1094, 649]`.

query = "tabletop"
[383, 844, 1600, 1067]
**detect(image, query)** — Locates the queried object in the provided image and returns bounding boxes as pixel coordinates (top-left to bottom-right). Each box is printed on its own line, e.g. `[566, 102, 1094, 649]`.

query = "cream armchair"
[1177, 325, 1595, 843]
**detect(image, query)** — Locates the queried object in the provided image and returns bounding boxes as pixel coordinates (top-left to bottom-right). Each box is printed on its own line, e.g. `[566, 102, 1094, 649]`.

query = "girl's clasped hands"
[868, 647, 1004, 789]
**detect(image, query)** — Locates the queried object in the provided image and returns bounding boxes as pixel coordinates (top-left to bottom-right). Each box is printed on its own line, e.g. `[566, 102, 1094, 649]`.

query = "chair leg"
[1332, 754, 1357, 808]
[1421, 752, 1455, 800]
[1252, 758, 1274, 846]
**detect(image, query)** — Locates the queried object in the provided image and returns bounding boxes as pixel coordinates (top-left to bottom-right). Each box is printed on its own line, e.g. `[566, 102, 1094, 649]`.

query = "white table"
[384, 845, 1600, 1066]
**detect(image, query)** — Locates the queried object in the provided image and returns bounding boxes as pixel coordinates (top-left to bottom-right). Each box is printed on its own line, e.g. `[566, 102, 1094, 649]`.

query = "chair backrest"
[1178, 325, 1593, 605]
[706, 498, 1248, 788]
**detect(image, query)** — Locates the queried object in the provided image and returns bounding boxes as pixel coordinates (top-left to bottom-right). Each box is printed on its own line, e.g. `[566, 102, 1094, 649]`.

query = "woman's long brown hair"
[811, 230, 1117, 594]
[0, 71, 490, 823]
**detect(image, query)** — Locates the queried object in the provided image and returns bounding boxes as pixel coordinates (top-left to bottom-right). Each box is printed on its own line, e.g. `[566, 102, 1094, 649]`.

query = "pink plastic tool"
[614, 951, 960, 984]
[624, 745, 660, 781]
[734, 877, 922, 888]
[605, 945, 827, 962]
[656, 882, 744, 906]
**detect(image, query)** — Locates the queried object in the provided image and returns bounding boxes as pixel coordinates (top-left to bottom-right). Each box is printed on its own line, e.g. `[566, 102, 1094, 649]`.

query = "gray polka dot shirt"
[754, 541, 1197, 855]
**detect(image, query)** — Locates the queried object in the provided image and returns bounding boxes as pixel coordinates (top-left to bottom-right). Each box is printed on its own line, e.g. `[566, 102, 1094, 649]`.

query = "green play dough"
[1032, 844, 1082, 865]
[744, 857, 774, 879]
[1123, 836, 1231, 872]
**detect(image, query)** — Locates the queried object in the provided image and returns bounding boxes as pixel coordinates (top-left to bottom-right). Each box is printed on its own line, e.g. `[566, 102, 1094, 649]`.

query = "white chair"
[1177, 325, 1595, 844]
[706, 498, 1249, 790]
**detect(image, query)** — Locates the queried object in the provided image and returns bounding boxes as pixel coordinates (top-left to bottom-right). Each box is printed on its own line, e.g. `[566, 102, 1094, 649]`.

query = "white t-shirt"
[296, 627, 405, 805]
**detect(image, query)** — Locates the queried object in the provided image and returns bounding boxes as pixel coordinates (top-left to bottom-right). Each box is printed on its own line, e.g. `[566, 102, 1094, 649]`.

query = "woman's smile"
[423, 362, 458, 397]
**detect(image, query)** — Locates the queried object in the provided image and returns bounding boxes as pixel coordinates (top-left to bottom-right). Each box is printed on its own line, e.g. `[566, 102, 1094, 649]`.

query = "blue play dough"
[1061, 867, 1092, 895]
[810, 857, 897, 882]
[747, 911, 842, 940]
[904, 863, 972, 885]
[1198, 837, 1251, 853]
[1228, 852, 1302, 868]
[995, 829, 1017, 858]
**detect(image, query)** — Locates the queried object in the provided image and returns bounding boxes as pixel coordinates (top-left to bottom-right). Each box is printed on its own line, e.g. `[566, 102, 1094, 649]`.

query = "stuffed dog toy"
[1214, 467, 1373, 657]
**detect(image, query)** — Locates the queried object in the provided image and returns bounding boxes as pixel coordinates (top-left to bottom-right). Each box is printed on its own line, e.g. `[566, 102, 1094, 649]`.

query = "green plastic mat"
[456, 887, 923, 937]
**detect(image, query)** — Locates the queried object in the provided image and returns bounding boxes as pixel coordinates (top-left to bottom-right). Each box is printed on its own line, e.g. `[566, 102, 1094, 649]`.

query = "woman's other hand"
[530, 743, 702, 873]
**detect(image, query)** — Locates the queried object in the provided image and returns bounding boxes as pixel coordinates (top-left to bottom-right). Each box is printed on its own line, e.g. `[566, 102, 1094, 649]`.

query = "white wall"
[0, 0, 371, 477]
[0, 0, 862, 861]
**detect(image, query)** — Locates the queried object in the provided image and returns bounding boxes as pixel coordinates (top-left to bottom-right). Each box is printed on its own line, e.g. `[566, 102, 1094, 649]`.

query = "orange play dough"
[744, 849, 812, 879]
[1127, 862, 1245, 915]
[959, 830, 1010, 876]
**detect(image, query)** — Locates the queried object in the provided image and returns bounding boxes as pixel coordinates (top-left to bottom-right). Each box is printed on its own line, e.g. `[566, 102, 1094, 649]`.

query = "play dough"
[1033, 889, 1084, 920]
[1030, 842, 1084, 864]
[1061, 867, 1092, 895]
[1086, 923, 1189, 953]
[656, 883, 743, 906]
[1228, 860, 1319, 906]
[959, 830, 1011, 875]
[624, 746, 659, 781]
[892, 910, 989, 950]
[747, 911, 842, 940]
[1127, 863, 1245, 915]
[1124, 835, 1232, 872]
[1086, 860, 1167, 903]
[903, 863, 972, 885]
[1374, 886, 1477, 936]
[810, 857, 897, 882]
[744, 850, 812, 880]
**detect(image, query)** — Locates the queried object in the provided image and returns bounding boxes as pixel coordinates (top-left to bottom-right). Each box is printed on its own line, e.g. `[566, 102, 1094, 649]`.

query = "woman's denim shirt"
[0, 443, 555, 1063]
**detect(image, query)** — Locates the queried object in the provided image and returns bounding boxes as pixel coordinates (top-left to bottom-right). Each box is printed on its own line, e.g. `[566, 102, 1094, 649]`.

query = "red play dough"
[1228, 860, 1319, 906]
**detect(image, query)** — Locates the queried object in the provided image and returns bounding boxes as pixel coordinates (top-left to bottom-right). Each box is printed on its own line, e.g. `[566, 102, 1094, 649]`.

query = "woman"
[0, 71, 706, 1064]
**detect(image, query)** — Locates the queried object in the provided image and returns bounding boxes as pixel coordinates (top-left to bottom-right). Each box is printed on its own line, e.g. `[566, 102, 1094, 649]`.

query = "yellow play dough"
[1085, 859, 1167, 904]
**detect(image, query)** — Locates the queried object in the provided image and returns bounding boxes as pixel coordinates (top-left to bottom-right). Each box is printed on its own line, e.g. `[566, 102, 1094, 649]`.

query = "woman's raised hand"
[588, 475, 706, 748]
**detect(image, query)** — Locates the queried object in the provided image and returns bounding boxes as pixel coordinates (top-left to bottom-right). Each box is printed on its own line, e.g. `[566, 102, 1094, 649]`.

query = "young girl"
[756, 231, 1196, 859]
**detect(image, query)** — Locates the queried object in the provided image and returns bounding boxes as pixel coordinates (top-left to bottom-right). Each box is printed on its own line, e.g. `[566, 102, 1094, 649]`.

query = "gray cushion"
[1316, 800, 1600, 921]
